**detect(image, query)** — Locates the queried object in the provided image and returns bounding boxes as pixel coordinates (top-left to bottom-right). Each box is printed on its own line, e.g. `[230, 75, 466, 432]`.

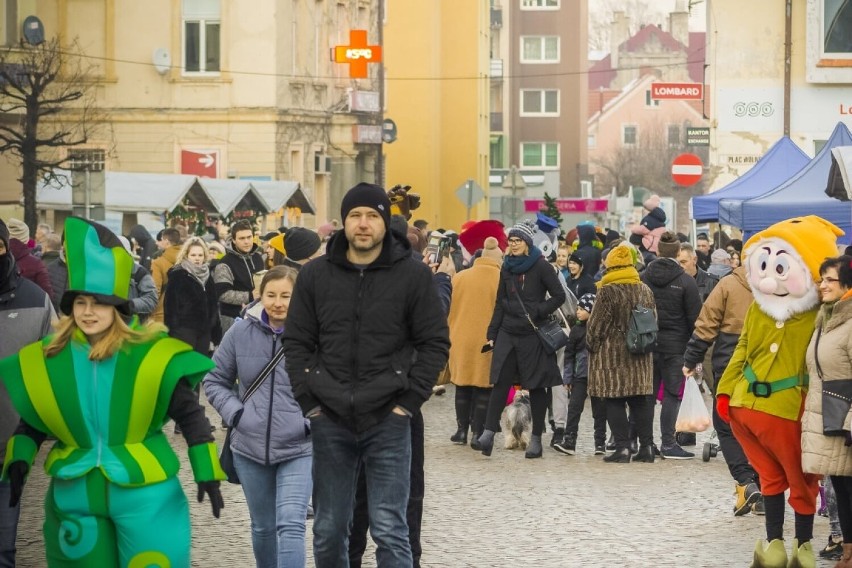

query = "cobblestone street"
[13, 386, 833, 567]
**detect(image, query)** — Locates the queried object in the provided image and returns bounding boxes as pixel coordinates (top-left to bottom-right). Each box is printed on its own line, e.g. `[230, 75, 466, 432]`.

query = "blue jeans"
[311, 412, 412, 568]
[233, 453, 313, 568]
[0, 481, 19, 568]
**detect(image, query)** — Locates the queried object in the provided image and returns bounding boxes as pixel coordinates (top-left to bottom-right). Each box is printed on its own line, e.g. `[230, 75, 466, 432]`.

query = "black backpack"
[626, 305, 657, 355]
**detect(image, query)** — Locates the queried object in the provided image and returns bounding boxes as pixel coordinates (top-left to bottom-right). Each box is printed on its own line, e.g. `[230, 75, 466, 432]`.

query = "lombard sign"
[650, 82, 703, 100]
[790, 86, 852, 133]
[717, 88, 784, 132]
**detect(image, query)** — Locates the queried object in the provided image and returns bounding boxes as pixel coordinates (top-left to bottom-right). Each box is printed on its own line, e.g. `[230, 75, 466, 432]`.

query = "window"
[645, 90, 660, 107]
[588, 133, 596, 149]
[823, 0, 852, 57]
[490, 135, 505, 169]
[622, 125, 637, 146]
[2, 1, 17, 46]
[521, 0, 559, 10]
[520, 36, 559, 63]
[521, 142, 559, 168]
[667, 125, 681, 146]
[67, 149, 106, 172]
[183, 0, 220, 74]
[520, 89, 559, 116]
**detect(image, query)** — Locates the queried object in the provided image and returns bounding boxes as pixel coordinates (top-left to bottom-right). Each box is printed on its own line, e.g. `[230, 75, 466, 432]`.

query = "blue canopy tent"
[689, 137, 809, 223]
[719, 122, 852, 243]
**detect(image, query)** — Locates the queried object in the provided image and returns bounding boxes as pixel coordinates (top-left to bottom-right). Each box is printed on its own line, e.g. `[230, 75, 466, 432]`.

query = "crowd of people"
[1, 186, 852, 567]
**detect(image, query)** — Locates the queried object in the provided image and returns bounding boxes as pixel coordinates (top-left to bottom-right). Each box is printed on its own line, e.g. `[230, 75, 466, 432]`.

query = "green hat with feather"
[59, 216, 133, 316]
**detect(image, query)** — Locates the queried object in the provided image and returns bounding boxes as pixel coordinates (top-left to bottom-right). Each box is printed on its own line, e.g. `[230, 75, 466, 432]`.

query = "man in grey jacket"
[0, 218, 55, 567]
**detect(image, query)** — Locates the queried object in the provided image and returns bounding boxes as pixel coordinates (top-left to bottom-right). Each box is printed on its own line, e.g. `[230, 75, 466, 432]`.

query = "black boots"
[603, 447, 631, 463]
[525, 435, 543, 459]
[478, 430, 495, 456]
[450, 424, 468, 445]
[632, 445, 655, 463]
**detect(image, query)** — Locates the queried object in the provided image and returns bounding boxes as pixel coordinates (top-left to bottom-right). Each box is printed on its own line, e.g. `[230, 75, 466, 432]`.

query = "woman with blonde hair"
[164, 236, 222, 355]
[204, 265, 312, 567]
[0, 217, 224, 567]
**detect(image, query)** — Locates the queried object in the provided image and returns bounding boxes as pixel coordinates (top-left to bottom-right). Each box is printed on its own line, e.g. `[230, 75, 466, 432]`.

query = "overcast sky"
[589, 0, 707, 32]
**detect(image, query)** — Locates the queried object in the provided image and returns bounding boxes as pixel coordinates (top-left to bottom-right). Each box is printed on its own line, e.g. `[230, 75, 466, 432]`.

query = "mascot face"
[745, 236, 819, 322]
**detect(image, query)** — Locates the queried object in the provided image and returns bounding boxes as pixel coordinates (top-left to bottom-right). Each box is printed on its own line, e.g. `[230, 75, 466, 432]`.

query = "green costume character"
[0, 217, 225, 568]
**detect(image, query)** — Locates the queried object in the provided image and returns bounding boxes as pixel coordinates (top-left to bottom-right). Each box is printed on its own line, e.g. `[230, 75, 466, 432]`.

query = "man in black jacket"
[641, 232, 702, 459]
[0, 218, 55, 566]
[283, 183, 450, 568]
[213, 219, 264, 332]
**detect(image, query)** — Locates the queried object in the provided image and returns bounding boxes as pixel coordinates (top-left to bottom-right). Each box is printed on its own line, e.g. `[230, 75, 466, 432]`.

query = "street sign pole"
[465, 180, 472, 221]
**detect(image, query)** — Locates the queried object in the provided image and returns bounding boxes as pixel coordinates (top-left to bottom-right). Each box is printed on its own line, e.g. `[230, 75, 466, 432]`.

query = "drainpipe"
[784, 0, 791, 136]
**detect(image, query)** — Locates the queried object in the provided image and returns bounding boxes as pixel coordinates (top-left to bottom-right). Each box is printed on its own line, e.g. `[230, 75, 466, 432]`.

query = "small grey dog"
[500, 389, 532, 450]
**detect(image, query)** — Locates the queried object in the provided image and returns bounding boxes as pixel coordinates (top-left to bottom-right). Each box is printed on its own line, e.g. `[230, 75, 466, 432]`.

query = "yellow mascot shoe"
[787, 539, 815, 568]
[750, 539, 787, 568]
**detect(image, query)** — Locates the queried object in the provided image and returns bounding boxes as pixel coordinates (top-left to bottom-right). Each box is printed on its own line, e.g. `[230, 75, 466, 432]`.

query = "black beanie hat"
[341, 182, 391, 228]
[0, 218, 8, 249]
[568, 252, 584, 266]
[283, 227, 321, 261]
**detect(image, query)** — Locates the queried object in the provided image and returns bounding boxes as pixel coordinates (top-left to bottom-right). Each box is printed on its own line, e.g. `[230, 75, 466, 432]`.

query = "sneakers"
[605, 434, 616, 451]
[660, 444, 695, 460]
[819, 535, 843, 561]
[594, 444, 606, 455]
[554, 433, 576, 455]
[550, 427, 565, 448]
[751, 496, 765, 516]
[734, 482, 762, 516]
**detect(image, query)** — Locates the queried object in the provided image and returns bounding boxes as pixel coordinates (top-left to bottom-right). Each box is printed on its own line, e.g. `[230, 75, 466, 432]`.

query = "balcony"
[490, 59, 503, 80]
[490, 112, 503, 132]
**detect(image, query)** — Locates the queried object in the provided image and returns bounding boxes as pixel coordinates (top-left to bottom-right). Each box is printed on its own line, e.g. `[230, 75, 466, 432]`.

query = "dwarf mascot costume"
[0, 217, 225, 568]
[716, 216, 843, 568]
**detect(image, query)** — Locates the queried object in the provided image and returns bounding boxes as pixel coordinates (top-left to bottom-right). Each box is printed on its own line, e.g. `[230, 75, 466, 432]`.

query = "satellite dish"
[22, 16, 45, 46]
[152, 48, 171, 75]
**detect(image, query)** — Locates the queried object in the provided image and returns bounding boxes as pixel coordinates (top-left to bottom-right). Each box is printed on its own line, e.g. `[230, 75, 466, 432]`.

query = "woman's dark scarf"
[503, 246, 542, 274]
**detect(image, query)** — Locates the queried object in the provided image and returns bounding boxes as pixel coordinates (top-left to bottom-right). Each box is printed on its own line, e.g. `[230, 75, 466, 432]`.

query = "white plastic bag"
[675, 376, 712, 433]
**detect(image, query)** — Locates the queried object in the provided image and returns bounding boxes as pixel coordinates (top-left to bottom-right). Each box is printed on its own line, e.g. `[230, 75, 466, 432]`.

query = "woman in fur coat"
[587, 244, 656, 463]
[802, 256, 852, 567]
[476, 223, 565, 459]
[164, 236, 223, 355]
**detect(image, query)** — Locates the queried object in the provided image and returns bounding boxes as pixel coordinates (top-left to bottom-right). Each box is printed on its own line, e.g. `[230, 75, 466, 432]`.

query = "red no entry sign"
[672, 153, 703, 186]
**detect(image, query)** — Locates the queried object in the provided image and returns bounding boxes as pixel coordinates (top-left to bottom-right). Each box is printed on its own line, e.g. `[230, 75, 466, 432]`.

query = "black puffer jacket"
[567, 272, 596, 301]
[282, 229, 450, 433]
[641, 257, 701, 354]
[164, 266, 222, 354]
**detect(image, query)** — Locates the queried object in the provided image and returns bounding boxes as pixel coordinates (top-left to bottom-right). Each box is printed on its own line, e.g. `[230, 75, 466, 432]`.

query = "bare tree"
[0, 37, 103, 230]
[592, 121, 716, 233]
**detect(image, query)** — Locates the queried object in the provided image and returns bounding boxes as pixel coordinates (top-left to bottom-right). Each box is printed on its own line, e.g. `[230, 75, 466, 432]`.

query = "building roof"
[588, 24, 706, 90]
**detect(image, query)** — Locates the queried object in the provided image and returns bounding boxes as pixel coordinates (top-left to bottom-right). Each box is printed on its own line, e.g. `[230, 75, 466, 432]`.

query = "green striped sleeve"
[187, 442, 227, 483]
[1, 435, 38, 480]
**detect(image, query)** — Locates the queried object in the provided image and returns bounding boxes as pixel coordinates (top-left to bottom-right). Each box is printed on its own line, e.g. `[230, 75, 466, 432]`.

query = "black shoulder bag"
[814, 325, 852, 437]
[512, 285, 569, 355]
[219, 345, 287, 484]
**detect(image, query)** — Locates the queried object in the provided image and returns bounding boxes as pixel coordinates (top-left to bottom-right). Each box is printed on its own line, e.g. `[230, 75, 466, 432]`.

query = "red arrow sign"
[672, 153, 703, 186]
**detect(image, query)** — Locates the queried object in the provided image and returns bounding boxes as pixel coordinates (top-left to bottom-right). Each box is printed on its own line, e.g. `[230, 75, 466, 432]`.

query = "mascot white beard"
[745, 236, 820, 322]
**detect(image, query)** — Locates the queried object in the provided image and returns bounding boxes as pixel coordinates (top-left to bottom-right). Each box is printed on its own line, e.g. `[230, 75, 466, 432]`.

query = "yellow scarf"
[598, 265, 641, 288]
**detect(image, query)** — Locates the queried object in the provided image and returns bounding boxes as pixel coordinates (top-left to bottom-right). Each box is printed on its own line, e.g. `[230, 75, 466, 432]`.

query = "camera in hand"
[425, 233, 450, 264]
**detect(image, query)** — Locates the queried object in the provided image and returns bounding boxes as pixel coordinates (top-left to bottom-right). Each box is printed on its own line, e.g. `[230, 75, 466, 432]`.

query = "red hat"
[459, 220, 507, 255]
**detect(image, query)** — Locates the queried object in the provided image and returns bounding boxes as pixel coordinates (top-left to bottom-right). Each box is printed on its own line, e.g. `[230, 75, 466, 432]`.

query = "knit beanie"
[508, 222, 535, 248]
[710, 249, 731, 264]
[605, 245, 634, 269]
[480, 236, 503, 264]
[657, 231, 681, 258]
[578, 292, 596, 314]
[568, 253, 584, 266]
[643, 194, 661, 212]
[282, 227, 321, 261]
[6, 218, 29, 243]
[341, 182, 391, 228]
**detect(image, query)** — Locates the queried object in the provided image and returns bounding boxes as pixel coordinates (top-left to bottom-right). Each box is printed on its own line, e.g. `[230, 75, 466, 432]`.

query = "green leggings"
[44, 469, 190, 567]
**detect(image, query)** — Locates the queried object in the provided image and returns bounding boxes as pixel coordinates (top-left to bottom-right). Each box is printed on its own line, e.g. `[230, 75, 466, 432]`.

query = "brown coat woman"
[587, 244, 657, 463]
[447, 238, 503, 445]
